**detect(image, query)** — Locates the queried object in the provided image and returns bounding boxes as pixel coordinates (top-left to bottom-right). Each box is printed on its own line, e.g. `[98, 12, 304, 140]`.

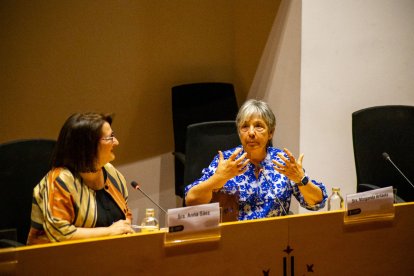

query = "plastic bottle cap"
[145, 208, 155, 217]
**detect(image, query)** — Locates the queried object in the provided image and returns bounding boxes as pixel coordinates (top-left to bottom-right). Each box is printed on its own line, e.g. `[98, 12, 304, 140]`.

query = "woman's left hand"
[272, 148, 304, 183]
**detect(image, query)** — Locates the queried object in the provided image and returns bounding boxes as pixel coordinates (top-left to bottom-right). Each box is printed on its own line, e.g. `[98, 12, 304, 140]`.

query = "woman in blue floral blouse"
[185, 99, 327, 220]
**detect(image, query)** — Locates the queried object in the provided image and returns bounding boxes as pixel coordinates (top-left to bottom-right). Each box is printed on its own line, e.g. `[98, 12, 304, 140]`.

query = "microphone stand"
[130, 181, 167, 214]
[382, 153, 414, 190]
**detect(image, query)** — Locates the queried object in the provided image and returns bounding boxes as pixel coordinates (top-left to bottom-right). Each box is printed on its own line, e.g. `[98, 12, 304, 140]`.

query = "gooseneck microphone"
[382, 152, 414, 190]
[130, 181, 167, 214]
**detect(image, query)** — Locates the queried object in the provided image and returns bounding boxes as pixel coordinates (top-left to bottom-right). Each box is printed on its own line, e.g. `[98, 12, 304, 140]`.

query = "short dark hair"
[51, 112, 113, 173]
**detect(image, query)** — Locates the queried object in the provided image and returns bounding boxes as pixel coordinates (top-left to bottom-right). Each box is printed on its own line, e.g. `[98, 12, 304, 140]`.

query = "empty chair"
[352, 105, 414, 202]
[0, 139, 56, 246]
[172, 82, 238, 197]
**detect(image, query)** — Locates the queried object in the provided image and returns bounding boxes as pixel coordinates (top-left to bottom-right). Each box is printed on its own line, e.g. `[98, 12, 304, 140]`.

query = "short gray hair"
[236, 99, 276, 133]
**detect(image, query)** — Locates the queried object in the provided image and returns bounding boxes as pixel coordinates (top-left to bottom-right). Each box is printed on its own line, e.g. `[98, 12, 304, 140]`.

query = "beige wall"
[250, 0, 414, 214]
[301, 0, 414, 212]
[0, 0, 280, 165]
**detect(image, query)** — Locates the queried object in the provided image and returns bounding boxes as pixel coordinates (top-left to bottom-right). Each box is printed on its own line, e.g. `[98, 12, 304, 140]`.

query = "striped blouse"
[27, 163, 132, 244]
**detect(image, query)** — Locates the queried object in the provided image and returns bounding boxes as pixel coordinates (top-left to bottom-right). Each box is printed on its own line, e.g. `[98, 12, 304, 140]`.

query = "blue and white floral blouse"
[185, 146, 328, 220]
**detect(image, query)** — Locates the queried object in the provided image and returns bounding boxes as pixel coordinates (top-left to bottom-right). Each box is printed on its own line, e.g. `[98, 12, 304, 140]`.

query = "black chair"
[183, 121, 241, 219]
[0, 139, 56, 246]
[172, 82, 239, 197]
[352, 105, 414, 202]
[183, 121, 240, 187]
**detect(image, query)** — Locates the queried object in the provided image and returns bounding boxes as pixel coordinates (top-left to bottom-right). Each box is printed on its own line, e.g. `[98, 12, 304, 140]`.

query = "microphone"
[382, 152, 414, 190]
[130, 181, 167, 214]
[259, 165, 288, 216]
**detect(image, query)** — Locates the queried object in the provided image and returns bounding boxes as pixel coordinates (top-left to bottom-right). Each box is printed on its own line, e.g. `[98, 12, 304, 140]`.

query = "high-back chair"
[182, 121, 240, 221]
[171, 82, 238, 197]
[352, 105, 414, 202]
[0, 139, 56, 246]
[183, 121, 240, 188]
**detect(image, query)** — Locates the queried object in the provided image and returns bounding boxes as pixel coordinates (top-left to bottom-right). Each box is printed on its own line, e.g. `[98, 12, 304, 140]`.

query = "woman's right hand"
[108, 219, 134, 235]
[70, 219, 134, 240]
[185, 148, 249, 206]
[214, 148, 249, 182]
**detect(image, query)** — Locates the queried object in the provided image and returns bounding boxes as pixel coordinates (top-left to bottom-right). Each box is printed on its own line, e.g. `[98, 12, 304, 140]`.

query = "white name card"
[345, 186, 395, 223]
[167, 202, 220, 234]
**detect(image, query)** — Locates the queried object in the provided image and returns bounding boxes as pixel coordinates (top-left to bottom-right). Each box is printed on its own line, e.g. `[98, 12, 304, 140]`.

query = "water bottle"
[140, 208, 159, 232]
[328, 187, 344, 211]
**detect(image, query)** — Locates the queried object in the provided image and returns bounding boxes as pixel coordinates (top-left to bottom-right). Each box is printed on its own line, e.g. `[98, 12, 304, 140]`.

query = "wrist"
[296, 175, 309, 186]
[213, 171, 230, 184]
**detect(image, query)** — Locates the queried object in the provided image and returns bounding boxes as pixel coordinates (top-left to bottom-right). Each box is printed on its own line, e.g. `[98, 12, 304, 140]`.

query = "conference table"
[1, 202, 413, 275]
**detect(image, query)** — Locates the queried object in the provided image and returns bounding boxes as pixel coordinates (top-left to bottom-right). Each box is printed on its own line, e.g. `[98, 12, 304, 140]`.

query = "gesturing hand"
[272, 148, 304, 183]
[214, 148, 249, 182]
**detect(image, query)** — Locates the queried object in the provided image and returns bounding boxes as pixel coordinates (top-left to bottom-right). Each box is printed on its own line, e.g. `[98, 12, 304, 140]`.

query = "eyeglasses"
[101, 133, 117, 143]
[239, 125, 266, 133]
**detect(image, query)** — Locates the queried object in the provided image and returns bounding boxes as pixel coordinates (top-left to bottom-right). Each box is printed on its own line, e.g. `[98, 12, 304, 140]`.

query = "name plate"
[167, 202, 220, 234]
[345, 186, 395, 224]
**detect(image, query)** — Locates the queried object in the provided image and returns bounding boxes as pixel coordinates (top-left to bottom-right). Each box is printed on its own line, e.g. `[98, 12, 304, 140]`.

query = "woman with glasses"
[185, 99, 327, 220]
[27, 112, 134, 244]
